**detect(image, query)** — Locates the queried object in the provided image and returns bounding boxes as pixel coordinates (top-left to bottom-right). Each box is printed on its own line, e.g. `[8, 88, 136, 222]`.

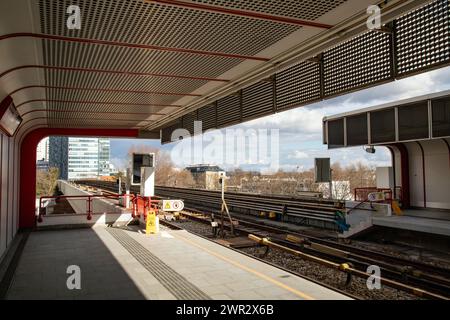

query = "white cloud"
[288, 150, 309, 159]
[110, 66, 450, 172]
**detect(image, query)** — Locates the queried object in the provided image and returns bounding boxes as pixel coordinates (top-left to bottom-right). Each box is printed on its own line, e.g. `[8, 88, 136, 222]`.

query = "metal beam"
[0, 65, 230, 83]
[146, 0, 333, 29]
[15, 99, 182, 109]
[26, 116, 150, 125]
[20, 109, 166, 118]
[9, 85, 202, 97]
[0, 33, 270, 62]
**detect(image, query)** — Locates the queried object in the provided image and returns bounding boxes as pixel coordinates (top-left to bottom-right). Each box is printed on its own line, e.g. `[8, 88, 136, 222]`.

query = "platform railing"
[38, 193, 161, 223]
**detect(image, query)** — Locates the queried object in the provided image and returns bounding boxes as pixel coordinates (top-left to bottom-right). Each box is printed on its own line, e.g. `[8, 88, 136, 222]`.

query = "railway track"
[76, 180, 346, 231]
[176, 208, 450, 299]
[75, 180, 450, 299]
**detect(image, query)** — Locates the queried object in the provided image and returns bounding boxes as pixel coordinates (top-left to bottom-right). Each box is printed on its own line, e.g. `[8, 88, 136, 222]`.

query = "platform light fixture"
[0, 96, 22, 137]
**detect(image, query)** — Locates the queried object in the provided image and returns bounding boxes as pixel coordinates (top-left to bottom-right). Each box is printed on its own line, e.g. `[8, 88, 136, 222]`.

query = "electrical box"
[131, 153, 155, 185]
[315, 158, 331, 183]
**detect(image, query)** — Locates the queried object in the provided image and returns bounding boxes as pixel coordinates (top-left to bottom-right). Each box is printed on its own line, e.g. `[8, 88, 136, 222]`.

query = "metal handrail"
[38, 193, 161, 222]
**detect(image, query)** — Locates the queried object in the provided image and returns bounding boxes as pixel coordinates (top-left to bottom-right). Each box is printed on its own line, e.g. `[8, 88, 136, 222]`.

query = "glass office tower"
[67, 138, 111, 180]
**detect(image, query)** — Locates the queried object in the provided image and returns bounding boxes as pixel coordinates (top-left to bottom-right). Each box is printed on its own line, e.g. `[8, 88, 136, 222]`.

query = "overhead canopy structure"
[322, 90, 450, 211]
[322, 90, 450, 149]
[0, 0, 448, 144]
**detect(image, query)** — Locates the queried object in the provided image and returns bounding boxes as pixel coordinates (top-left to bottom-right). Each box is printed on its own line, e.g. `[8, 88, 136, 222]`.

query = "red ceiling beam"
[20, 109, 166, 118]
[146, 0, 333, 29]
[33, 116, 154, 123]
[15, 99, 182, 109]
[0, 33, 270, 62]
[0, 65, 230, 83]
[9, 85, 202, 97]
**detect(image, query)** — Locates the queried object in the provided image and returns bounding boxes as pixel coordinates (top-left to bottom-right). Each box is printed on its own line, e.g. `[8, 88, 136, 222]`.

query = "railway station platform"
[4, 226, 350, 300]
[373, 210, 450, 237]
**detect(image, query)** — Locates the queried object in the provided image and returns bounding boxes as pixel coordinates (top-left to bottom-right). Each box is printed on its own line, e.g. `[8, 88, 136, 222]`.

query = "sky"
[110, 66, 450, 172]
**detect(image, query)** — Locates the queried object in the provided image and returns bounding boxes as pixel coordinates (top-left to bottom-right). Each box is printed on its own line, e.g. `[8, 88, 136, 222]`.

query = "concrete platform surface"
[6, 227, 350, 300]
[373, 215, 450, 237]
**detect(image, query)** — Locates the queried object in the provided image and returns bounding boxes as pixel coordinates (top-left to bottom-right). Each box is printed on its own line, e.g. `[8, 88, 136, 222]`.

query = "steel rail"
[248, 235, 448, 300]
[178, 209, 450, 298]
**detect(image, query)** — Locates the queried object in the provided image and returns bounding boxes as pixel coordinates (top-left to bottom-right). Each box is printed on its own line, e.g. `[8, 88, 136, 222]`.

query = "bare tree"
[36, 167, 59, 197]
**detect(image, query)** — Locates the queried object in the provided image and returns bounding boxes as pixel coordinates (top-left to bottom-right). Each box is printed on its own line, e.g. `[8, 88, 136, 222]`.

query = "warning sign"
[146, 210, 157, 234]
[162, 199, 184, 212]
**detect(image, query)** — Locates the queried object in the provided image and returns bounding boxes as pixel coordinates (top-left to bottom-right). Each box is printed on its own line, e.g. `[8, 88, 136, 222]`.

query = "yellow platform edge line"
[171, 232, 315, 300]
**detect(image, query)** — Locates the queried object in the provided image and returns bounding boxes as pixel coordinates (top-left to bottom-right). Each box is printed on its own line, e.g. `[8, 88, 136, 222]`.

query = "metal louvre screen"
[327, 119, 345, 148]
[396, 0, 450, 76]
[432, 97, 450, 137]
[217, 95, 241, 127]
[323, 31, 392, 97]
[346, 114, 368, 146]
[197, 104, 217, 131]
[161, 121, 182, 144]
[157, 0, 450, 145]
[370, 109, 396, 144]
[242, 81, 274, 120]
[398, 102, 429, 140]
[275, 61, 321, 110]
[182, 111, 197, 135]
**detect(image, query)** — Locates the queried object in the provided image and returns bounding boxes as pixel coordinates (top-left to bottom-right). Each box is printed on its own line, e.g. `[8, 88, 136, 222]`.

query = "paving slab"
[6, 227, 351, 300]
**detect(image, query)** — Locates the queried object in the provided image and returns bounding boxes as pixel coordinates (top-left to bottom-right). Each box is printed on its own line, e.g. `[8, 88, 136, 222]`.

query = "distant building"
[49, 137, 69, 180]
[185, 164, 225, 190]
[48, 137, 110, 180]
[36, 160, 49, 171]
[67, 138, 111, 180]
[36, 137, 49, 161]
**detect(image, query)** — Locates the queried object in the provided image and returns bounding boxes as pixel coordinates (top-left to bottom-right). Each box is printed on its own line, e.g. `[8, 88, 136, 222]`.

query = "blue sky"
[110, 66, 450, 172]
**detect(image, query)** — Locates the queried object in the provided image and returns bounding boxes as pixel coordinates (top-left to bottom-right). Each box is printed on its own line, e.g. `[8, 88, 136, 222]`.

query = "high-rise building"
[98, 138, 111, 177]
[48, 137, 110, 180]
[49, 136, 69, 179]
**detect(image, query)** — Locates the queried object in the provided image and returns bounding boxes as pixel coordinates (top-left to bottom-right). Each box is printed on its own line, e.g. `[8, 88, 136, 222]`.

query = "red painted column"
[19, 128, 139, 229]
[394, 143, 410, 208]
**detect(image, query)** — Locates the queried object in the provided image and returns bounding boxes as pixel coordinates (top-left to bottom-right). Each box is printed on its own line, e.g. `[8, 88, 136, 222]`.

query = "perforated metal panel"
[328, 119, 345, 148]
[275, 61, 321, 110]
[346, 114, 368, 146]
[44, 86, 181, 106]
[432, 97, 450, 137]
[42, 39, 244, 79]
[396, 0, 450, 75]
[39, 0, 299, 56]
[217, 95, 241, 127]
[398, 102, 429, 140]
[242, 81, 274, 120]
[197, 104, 217, 131]
[43, 99, 167, 115]
[43, 67, 207, 96]
[161, 121, 182, 144]
[188, 0, 348, 21]
[370, 108, 396, 144]
[182, 111, 198, 135]
[323, 31, 392, 97]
